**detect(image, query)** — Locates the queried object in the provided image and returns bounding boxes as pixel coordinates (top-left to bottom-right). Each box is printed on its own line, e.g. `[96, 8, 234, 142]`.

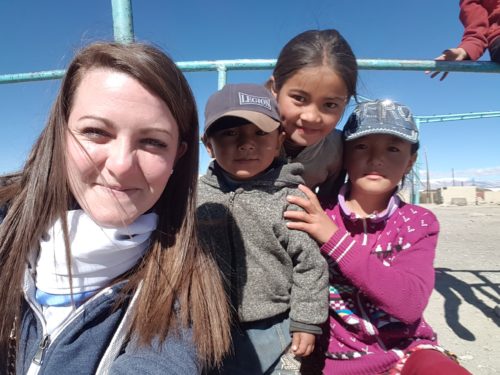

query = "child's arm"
[321, 213, 439, 323]
[284, 186, 439, 324]
[291, 331, 315, 357]
[284, 184, 338, 244]
[283, 187, 329, 338]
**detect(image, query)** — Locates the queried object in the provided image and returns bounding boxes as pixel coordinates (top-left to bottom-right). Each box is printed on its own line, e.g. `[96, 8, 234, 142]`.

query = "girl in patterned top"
[283, 100, 471, 374]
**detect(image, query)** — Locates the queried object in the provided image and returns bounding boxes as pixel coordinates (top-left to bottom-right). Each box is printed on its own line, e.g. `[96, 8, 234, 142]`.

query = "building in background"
[425, 186, 500, 205]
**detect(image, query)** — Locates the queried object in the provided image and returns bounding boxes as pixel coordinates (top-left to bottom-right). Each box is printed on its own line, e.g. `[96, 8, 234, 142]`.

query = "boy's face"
[205, 122, 285, 181]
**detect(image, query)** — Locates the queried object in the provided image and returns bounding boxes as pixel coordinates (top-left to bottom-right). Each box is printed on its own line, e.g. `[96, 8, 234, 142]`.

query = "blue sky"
[1, 0, 499, 185]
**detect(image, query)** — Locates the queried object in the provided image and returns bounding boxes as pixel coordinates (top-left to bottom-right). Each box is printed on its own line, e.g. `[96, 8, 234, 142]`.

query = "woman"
[0, 42, 230, 374]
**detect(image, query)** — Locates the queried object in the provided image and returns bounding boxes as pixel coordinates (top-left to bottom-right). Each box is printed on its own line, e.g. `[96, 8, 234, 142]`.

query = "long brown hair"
[0, 42, 230, 368]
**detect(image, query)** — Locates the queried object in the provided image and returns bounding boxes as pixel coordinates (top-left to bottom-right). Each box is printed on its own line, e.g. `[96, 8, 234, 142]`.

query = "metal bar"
[413, 119, 421, 204]
[2, 58, 500, 85]
[416, 111, 500, 123]
[111, 0, 134, 43]
[176, 59, 276, 72]
[177, 59, 500, 73]
[217, 65, 227, 89]
[0, 70, 66, 84]
[357, 59, 500, 73]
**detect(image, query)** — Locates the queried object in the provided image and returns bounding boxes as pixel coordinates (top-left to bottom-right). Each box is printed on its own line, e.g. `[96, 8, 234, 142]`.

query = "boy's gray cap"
[343, 99, 419, 144]
[204, 83, 280, 136]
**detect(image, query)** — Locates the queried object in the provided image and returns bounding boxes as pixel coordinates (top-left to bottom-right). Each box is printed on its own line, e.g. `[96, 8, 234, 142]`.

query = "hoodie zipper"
[361, 218, 368, 246]
[227, 191, 238, 310]
[31, 335, 50, 365]
[25, 286, 115, 375]
[355, 293, 388, 351]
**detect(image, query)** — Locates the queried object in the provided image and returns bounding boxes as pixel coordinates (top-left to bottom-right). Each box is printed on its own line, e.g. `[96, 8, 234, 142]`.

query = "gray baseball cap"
[343, 99, 419, 144]
[204, 83, 280, 136]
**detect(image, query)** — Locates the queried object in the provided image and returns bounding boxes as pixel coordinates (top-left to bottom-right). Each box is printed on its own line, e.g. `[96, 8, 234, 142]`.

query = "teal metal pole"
[111, 0, 134, 43]
[413, 118, 421, 204]
[357, 59, 500, 73]
[177, 59, 276, 72]
[3, 59, 500, 85]
[0, 70, 66, 84]
[217, 65, 227, 89]
[416, 111, 500, 123]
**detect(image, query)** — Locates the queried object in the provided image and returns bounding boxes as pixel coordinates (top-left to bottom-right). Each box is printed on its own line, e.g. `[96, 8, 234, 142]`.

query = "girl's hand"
[285, 184, 338, 245]
[291, 331, 315, 357]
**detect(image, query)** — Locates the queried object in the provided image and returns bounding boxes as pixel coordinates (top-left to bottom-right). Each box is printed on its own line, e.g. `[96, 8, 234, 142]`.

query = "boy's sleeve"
[284, 190, 329, 328]
[289, 319, 323, 335]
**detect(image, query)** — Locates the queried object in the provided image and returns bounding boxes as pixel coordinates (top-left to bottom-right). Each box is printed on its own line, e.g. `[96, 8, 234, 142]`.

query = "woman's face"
[66, 68, 185, 227]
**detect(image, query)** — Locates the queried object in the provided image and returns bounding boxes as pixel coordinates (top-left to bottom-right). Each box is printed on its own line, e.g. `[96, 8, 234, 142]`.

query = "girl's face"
[205, 123, 284, 181]
[344, 134, 416, 201]
[272, 65, 348, 148]
[66, 68, 186, 227]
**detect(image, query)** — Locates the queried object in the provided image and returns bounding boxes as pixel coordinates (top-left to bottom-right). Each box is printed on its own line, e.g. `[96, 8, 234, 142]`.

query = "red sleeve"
[458, 0, 490, 60]
[321, 213, 439, 324]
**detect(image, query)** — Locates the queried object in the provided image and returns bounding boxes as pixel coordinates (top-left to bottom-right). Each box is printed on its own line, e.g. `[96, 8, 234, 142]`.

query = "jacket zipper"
[355, 218, 388, 350]
[356, 293, 387, 350]
[24, 285, 115, 374]
[32, 334, 50, 365]
[227, 191, 238, 310]
[361, 218, 368, 246]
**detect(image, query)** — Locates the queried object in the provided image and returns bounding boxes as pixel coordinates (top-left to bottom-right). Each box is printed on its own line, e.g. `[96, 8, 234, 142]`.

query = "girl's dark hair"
[401, 142, 419, 189]
[411, 142, 420, 154]
[0, 42, 230, 368]
[272, 29, 358, 100]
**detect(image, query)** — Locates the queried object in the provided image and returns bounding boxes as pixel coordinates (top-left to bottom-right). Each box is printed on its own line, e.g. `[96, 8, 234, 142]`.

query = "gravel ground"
[421, 204, 500, 375]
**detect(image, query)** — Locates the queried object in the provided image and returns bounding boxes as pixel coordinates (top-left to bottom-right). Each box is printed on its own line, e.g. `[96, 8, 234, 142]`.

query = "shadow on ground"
[434, 267, 500, 341]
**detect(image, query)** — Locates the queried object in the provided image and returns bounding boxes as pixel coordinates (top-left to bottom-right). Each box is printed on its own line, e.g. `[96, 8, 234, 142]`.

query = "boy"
[197, 83, 328, 374]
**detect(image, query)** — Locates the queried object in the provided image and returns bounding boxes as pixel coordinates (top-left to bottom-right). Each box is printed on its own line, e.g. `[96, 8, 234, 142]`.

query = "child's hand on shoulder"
[291, 331, 315, 357]
[285, 184, 338, 244]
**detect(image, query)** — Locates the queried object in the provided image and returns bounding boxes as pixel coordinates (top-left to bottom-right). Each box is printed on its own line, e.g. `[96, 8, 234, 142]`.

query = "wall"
[439, 186, 477, 205]
[483, 190, 500, 204]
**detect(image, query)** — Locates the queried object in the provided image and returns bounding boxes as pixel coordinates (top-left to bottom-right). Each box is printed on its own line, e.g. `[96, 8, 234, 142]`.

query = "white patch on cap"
[238, 92, 272, 110]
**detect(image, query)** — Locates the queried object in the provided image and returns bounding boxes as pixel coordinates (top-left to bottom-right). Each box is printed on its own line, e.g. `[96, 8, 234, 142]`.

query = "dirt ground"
[421, 204, 500, 375]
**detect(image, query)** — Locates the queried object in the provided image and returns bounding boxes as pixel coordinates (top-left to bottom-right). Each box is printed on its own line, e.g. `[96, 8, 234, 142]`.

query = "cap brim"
[344, 127, 419, 144]
[206, 110, 280, 134]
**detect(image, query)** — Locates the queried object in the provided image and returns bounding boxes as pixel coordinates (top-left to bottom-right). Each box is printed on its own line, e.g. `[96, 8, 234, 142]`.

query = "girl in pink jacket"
[284, 100, 471, 374]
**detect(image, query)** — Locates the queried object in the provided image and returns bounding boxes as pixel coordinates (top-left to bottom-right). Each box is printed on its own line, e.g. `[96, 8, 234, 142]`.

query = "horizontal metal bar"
[1, 58, 499, 85]
[176, 59, 276, 72]
[416, 111, 500, 123]
[0, 70, 66, 84]
[356, 59, 500, 73]
[176, 59, 500, 73]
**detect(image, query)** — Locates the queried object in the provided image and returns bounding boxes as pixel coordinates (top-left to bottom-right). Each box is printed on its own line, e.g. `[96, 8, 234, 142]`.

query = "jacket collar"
[337, 184, 400, 223]
[201, 158, 304, 191]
